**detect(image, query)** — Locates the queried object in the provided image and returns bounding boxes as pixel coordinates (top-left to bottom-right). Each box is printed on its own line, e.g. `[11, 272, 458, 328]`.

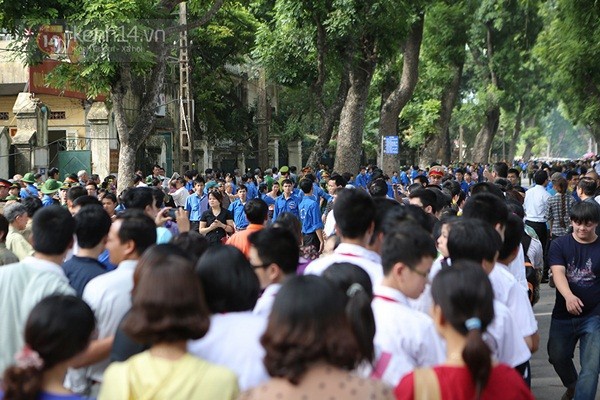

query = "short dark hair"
[280, 179, 293, 186]
[272, 212, 302, 246]
[261, 275, 363, 384]
[170, 232, 209, 264]
[195, 245, 260, 313]
[566, 170, 579, 181]
[32, 206, 75, 255]
[381, 224, 436, 275]
[2, 295, 95, 399]
[431, 260, 494, 396]
[72, 195, 101, 208]
[74, 205, 112, 249]
[507, 168, 520, 177]
[299, 178, 313, 194]
[383, 204, 434, 234]
[329, 174, 347, 188]
[123, 253, 210, 343]
[0, 215, 8, 241]
[21, 196, 43, 218]
[249, 227, 299, 276]
[122, 187, 154, 210]
[102, 192, 117, 204]
[368, 179, 388, 198]
[534, 170, 548, 185]
[447, 219, 502, 264]
[469, 182, 505, 199]
[333, 189, 375, 239]
[237, 183, 248, 192]
[493, 162, 508, 178]
[570, 201, 600, 224]
[462, 193, 509, 229]
[498, 213, 524, 260]
[244, 198, 268, 224]
[370, 198, 401, 245]
[409, 188, 438, 213]
[115, 209, 157, 256]
[578, 177, 597, 197]
[66, 186, 87, 202]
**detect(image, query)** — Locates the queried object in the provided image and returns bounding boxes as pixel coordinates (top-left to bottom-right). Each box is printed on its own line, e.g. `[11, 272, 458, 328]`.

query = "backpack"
[522, 234, 540, 305]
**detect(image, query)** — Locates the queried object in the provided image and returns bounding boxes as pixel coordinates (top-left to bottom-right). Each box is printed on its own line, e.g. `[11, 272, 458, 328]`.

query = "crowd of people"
[0, 157, 599, 399]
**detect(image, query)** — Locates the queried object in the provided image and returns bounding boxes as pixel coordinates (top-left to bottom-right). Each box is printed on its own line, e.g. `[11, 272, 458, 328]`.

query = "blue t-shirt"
[0, 390, 89, 400]
[299, 196, 324, 235]
[228, 200, 249, 229]
[548, 234, 600, 319]
[62, 256, 108, 297]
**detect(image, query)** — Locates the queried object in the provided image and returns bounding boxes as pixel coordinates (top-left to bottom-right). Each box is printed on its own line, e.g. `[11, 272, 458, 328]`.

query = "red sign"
[36, 25, 65, 56]
[28, 60, 105, 101]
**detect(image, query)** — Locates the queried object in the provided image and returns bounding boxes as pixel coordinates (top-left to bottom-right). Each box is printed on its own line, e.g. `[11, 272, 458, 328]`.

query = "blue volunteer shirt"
[313, 182, 332, 203]
[261, 193, 276, 206]
[273, 193, 301, 220]
[355, 173, 369, 189]
[228, 199, 249, 229]
[185, 193, 208, 222]
[299, 196, 324, 235]
[246, 182, 258, 200]
[20, 184, 39, 199]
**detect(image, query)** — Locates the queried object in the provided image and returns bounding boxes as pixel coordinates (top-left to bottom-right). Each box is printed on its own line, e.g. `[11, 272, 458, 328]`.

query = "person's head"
[577, 177, 597, 198]
[169, 232, 209, 264]
[381, 224, 436, 299]
[244, 198, 268, 225]
[74, 204, 112, 250]
[322, 263, 375, 363]
[0, 215, 8, 243]
[271, 181, 280, 193]
[570, 201, 600, 242]
[66, 185, 86, 205]
[121, 186, 158, 217]
[248, 227, 299, 289]
[3, 202, 29, 231]
[193, 178, 206, 195]
[123, 253, 210, 344]
[299, 178, 313, 195]
[553, 176, 568, 195]
[492, 162, 508, 179]
[48, 167, 59, 180]
[464, 171, 472, 182]
[107, 209, 157, 265]
[446, 219, 502, 271]
[566, 170, 580, 189]
[431, 260, 494, 397]
[85, 181, 97, 197]
[436, 217, 457, 258]
[281, 179, 293, 195]
[208, 190, 223, 208]
[195, 245, 260, 313]
[272, 212, 303, 246]
[497, 213, 524, 264]
[428, 167, 444, 186]
[368, 179, 388, 198]
[408, 188, 438, 215]
[71, 195, 102, 214]
[534, 170, 548, 186]
[507, 168, 520, 186]
[31, 206, 75, 256]
[237, 184, 248, 201]
[369, 197, 401, 249]
[261, 275, 365, 384]
[101, 192, 118, 216]
[333, 189, 375, 240]
[21, 196, 43, 219]
[462, 193, 509, 238]
[455, 168, 464, 181]
[2, 295, 95, 400]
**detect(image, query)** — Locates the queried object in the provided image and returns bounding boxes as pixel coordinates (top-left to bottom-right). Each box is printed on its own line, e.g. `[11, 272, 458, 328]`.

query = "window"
[49, 111, 66, 119]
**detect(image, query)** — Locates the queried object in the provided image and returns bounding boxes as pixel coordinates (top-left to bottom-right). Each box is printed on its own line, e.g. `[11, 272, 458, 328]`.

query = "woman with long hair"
[546, 176, 574, 239]
[1, 295, 95, 400]
[395, 260, 533, 399]
[199, 190, 234, 245]
[240, 275, 393, 399]
[99, 254, 238, 399]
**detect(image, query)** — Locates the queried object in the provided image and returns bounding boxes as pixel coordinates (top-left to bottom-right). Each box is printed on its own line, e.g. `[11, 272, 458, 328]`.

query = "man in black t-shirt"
[548, 201, 600, 400]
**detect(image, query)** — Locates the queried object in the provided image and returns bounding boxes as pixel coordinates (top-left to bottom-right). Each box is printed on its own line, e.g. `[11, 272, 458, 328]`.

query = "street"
[531, 283, 598, 399]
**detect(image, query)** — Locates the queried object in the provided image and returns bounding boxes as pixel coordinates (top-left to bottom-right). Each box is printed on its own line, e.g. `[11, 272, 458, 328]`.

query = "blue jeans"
[548, 314, 600, 400]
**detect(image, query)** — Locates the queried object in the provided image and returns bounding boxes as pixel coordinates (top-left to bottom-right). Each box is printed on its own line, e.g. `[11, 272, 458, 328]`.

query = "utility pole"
[179, 2, 194, 171]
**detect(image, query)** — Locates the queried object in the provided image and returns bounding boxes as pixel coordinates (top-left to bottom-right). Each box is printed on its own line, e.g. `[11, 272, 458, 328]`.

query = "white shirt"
[188, 312, 269, 391]
[371, 285, 445, 387]
[490, 263, 538, 338]
[253, 283, 281, 317]
[80, 260, 138, 383]
[485, 300, 532, 367]
[304, 243, 383, 286]
[506, 245, 528, 290]
[0, 257, 75, 373]
[523, 184, 551, 222]
[171, 186, 190, 207]
[527, 236, 544, 271]
[324, 209, 336, 237]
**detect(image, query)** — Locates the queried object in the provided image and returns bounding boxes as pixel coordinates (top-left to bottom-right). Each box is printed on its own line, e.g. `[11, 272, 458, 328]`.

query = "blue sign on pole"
[384, 136, 399, 154]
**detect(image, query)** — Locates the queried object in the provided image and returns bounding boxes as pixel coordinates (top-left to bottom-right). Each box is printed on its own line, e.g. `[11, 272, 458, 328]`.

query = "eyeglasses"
[251, 262, 271, 270]
[409, 267, 429, 280]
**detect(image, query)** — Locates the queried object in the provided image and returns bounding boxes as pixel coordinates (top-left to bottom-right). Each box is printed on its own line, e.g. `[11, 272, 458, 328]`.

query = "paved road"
[531, 283, 599, 399]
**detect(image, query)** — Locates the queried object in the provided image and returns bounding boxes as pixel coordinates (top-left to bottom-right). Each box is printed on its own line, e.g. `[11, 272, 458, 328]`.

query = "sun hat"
[41, 179, 62, 194]
[22, 173, 36, 184]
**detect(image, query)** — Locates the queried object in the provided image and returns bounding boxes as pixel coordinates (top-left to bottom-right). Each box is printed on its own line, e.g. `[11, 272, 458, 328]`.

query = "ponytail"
[345, 283, 375, 363]
[2, 347, 45, 400]
[462, 318, 492, 400]
[559, 193, 567, 229]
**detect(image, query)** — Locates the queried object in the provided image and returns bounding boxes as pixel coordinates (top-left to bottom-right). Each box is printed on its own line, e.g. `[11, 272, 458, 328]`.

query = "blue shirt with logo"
[228, 199, 249, 229]
[273, 194, 301, 220]
[185, 193, 208, 222]
[299, 196, 324, 235]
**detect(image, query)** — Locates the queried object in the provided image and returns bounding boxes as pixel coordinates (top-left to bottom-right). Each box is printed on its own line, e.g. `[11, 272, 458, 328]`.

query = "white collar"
[260, 283, 282, 298]
[373, 285, 410, 306]
[117, 260, 138, 271]
[334, 243, 380, 262]
[22, 256, 66, 277]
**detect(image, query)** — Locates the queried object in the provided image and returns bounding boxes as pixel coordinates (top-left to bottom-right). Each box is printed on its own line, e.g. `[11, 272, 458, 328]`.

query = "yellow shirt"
[99, 351, 239, 400]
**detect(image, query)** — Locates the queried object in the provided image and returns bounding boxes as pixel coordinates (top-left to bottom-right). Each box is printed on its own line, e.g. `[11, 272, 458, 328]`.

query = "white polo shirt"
[506, 244, 528, 290]
[79, 260, 138, 383]
[523, 184, 550, 222]
[253, 283, 281, 317]
[486, 300, 532, 367]
[490, 263, 538, 337]
[188, 312, 269, 391]
[304, 243, 383, 285]
[371, 285, 445, 386]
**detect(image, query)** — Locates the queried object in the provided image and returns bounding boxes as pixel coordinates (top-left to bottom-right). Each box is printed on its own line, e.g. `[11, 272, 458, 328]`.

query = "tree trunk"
[306, 65, 350, 169]
[420, 62, 463, 166]
[522, 140, 533, 161]
[471, 105, 500, 164]
[508, 100, 524, 162]
[378, 15, 425, 175]
[334, 42, 376, 174]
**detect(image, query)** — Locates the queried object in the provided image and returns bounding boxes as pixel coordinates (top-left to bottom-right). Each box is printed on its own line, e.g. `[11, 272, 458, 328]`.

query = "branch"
[164, 0, 226, 35]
